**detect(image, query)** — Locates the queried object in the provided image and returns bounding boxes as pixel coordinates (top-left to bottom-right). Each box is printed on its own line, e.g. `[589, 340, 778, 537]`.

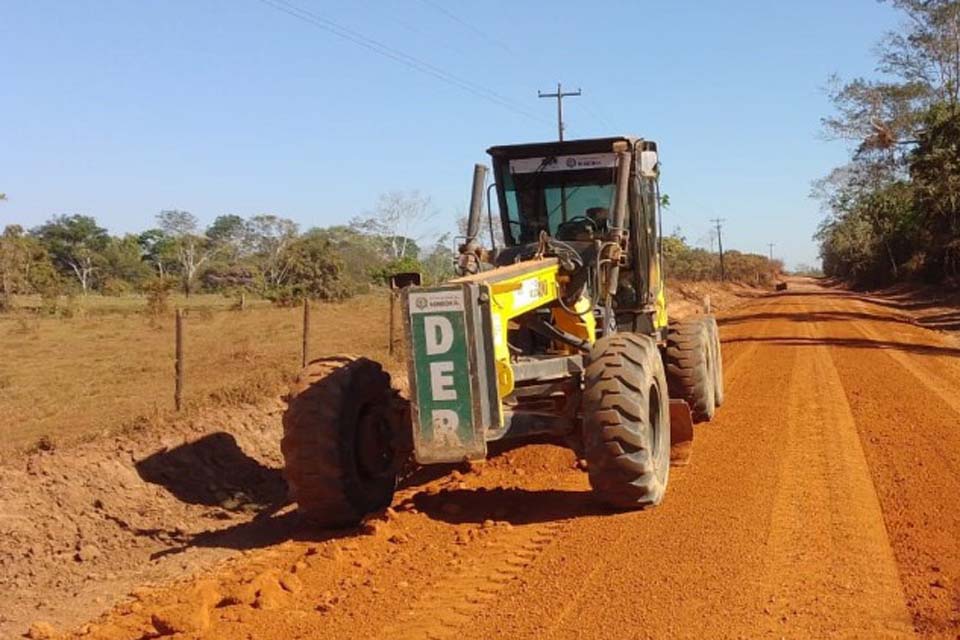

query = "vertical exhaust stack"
[605, 151, 632, 297]
[458, 164, 489, 275]
[465, 164, 488, 242]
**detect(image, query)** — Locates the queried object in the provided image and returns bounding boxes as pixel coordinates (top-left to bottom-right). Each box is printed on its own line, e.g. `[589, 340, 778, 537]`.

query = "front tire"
[582, 333, 671, 509]
[282, 356, 402, 527]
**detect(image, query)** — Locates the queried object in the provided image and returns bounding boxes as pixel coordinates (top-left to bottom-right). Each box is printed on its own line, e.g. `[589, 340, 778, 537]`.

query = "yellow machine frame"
[453, 257, 595, 401]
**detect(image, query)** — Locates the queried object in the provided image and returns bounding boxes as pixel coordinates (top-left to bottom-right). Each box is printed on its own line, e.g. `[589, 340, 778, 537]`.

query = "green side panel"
[406, 286, 486, 463]
[410, 310, 473, 445]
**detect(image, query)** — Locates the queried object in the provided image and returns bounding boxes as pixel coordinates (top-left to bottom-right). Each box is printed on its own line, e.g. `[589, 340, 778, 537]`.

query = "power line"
[355, 0, 472, 59]
[418, 0, 516, 56]
[256, 0, 547, 124]
[578, 101, 616, 134]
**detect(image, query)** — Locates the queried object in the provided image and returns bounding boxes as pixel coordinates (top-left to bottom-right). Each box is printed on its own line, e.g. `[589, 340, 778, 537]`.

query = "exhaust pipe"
[457, 164, 489, 275]
[605, 151, 631, 297]
[465, 164, 488, 242]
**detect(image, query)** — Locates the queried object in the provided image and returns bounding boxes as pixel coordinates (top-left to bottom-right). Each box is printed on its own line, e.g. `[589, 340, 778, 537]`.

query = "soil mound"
[0, 400, 288, 638]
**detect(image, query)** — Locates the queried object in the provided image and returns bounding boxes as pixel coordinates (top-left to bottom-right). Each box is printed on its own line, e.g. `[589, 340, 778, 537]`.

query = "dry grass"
[11, 292, 273, 315]
[0, 293, 402, 454]
[0, 281, 759, 457]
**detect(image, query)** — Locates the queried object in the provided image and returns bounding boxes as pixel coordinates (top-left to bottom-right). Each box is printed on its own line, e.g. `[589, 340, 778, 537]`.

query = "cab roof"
[486, 136, 656, 160]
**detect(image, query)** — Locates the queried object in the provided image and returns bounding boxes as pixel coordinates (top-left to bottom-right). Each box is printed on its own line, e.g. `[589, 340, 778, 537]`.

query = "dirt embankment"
[0, 401, 290, 639]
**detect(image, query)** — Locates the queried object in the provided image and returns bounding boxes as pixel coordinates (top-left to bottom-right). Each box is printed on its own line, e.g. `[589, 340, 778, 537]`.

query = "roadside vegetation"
[817, 0, 960, 287]
[0, 190, 455, 312]
[663, 233, 782, 285]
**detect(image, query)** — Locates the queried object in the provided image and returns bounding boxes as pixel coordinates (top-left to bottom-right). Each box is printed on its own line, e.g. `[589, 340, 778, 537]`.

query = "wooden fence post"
[388, 291, 396, 356]
[175, 308, 184, 411]
[302, 298, 310, 369]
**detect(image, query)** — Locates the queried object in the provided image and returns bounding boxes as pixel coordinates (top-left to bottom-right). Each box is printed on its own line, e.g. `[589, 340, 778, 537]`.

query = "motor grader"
[282, 136, 724, 527]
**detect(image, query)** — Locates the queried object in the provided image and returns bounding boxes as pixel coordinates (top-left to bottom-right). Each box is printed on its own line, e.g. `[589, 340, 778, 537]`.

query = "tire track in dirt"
[378, 520, 566, 640]
[845, 296, 960, 418]
[453, 292, 806, 639]
[817, 292, 960, 636]
[760, 311, 913, 638]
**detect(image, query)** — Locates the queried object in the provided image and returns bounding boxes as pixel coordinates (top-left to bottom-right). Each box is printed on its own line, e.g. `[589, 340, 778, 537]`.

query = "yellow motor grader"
[282, 136, 723, 527]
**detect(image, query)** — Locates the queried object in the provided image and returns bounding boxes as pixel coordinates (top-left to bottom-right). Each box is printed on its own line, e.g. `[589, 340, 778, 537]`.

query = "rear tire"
[582, 333, 671, 509]
[282, 356, 401, 528]
[665, 317, 716, 423]
[703, 315, 724, 407]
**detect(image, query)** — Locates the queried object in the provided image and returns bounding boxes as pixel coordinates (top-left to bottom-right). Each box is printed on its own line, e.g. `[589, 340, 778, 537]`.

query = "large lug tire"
[703, 315, 725, 407]
[665, 317, 716, 423]
[583, 333, 671, 509]
[282, 356, 403, 528]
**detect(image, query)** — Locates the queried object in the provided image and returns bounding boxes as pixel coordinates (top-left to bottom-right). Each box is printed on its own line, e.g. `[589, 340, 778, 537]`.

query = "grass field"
[0, 292, 400, 454]
[0, 282, 750, 457]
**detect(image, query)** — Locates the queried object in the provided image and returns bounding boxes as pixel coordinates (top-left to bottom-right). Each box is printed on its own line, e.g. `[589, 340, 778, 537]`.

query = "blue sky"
[1, 1, 901, 268]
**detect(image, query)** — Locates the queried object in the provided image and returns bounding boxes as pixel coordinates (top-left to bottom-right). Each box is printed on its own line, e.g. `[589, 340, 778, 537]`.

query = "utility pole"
[538, 82, 581, 141]
[711, 218, 726, 281]
[768, 243, 775, 261]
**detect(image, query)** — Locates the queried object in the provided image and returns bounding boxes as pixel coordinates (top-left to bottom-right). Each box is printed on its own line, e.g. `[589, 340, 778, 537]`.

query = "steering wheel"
[556, 215, 598, 240]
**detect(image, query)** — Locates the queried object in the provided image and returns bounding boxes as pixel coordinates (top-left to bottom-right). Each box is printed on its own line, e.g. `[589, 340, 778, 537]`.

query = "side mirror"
[639, 150, 659, 178]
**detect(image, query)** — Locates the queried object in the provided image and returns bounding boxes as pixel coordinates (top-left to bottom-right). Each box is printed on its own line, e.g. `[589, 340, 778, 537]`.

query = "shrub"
[142, 277, 176, 317]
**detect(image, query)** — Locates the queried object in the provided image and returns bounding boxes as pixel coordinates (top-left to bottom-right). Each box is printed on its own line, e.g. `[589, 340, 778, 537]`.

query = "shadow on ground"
[719, 309, 910, 327]
[722, 334, 960, 357]
[136, 432, 287, 513]
[137, 432, 591, 556]
[137, 436, 473, 557]
[405, 487, 609, 526]
[915, 310, 960, 331]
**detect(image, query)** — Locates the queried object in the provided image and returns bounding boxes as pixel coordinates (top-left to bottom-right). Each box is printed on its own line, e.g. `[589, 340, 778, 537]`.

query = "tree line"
[816, 0, 960, 286]
[663, 232, 782, 285]
[0, 190, 457, 310]
[1, 190, 783, 313]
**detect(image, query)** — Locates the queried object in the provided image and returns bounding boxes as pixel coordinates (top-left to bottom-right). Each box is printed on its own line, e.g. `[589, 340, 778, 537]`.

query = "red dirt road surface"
[62, 279, 960, 638]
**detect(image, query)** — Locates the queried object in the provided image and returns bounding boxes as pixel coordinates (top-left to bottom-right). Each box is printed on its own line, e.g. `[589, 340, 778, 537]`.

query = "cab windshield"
[501, 154, 618, 244]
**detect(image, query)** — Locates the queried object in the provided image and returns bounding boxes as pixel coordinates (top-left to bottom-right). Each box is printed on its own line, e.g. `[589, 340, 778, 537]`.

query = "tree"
[137, 229, 177, 278]
[1, 225, 59, 307]
[420, 235, 455, 285]
[207, 214, 249, 263]
[270, 234, 348, 302]
[305, 225, 400, 294]
[32, 214, 108, 294]
[246, 214, 299, 289]
[100, 234, 152, 291]
[816, 1, 960, 284]
[457, 213, 504, 249]
[156, 210, 214, 297]
[353, 191, 434, 261]
[909, 103, 960, 276]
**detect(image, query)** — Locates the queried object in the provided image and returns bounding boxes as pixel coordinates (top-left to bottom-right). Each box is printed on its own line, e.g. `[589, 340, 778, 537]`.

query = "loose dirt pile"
[57, 443, 585, 640]
[0, 400, 289, 638]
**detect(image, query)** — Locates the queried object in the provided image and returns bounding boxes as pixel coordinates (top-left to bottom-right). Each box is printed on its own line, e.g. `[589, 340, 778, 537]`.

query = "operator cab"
[485, 136, 665, 334]
[487, 136, 658, 245]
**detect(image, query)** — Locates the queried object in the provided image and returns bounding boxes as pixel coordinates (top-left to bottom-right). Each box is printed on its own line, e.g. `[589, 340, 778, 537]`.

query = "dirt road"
[69, 280, 960, 639]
